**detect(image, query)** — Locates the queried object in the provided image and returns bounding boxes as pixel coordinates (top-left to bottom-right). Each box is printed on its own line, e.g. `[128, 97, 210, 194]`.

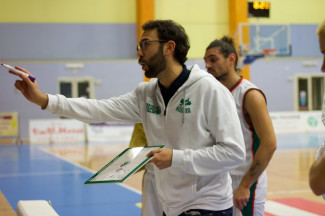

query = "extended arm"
[13, 66, 142, 124]
[234, 90, 277, 210]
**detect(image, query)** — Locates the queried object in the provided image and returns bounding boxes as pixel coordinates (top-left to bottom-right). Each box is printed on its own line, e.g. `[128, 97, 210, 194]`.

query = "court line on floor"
[268, 189, 312, 195]
[265, 200, 321, 216]
[0, 170, 86, 178]
[39, 147, 142, 195]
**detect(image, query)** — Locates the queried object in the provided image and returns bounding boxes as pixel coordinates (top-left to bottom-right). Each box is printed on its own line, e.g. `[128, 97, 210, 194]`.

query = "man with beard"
[204, 36, 277, 216]
[10, 20, 245, 216]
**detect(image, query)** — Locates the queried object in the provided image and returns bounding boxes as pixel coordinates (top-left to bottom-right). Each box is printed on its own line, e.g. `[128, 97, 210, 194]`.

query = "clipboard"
[84, 145, 164, 184]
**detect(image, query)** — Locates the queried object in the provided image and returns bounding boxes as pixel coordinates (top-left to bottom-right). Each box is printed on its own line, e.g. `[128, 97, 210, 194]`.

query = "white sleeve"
[45, 91, 141, 123]
[316, 142, 325, 160]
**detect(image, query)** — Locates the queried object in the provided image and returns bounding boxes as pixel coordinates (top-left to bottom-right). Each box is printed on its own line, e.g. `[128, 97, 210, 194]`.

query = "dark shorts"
[163, 207, 233, 216]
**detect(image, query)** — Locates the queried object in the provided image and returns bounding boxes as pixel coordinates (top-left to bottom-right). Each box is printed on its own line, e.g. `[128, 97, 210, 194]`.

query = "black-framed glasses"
[137, 39, 167, 52]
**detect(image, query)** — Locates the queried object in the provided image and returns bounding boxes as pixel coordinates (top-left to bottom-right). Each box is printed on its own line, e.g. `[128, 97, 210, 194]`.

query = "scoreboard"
[248, 1, 270, 18]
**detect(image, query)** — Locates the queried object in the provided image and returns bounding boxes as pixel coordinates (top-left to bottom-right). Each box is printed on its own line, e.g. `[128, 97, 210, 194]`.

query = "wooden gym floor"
[1, 132, 325, 215]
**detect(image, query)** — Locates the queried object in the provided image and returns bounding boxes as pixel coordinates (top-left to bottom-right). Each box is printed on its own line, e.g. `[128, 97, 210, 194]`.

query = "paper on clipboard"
[85, 145, 164, 184]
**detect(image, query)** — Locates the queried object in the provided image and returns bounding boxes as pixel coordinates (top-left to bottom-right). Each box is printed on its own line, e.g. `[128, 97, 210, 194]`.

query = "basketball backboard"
[234, 23, 291, 58]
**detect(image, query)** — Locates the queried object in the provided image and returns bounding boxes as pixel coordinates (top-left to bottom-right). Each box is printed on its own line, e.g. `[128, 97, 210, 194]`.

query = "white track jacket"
[45, 64, 245, 216]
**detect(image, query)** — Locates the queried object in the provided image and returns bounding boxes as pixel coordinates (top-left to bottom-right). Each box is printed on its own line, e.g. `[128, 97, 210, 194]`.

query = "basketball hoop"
[262, 48, 277, 56]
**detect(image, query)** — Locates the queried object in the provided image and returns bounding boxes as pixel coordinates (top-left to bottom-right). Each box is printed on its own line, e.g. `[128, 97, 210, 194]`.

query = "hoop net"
[262, 48, 277, 56]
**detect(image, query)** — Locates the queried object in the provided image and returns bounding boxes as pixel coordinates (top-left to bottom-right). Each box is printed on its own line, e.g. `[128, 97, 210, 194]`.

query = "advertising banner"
[0, 112, 18, 137]
[270, 111, 325, 134]
[86, 122, 134, 142]
[29, 119, 85, 144]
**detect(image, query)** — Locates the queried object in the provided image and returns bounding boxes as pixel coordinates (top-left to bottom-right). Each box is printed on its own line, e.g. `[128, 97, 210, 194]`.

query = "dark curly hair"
[206, 36, 238, 71]
[142, 20, 190, 65]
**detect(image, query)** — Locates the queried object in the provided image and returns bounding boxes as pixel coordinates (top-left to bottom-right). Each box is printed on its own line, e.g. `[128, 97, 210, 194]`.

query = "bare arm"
[309, 148, 325, 196]
[234, 89, 277, 210]
[11, 66, 48, 108]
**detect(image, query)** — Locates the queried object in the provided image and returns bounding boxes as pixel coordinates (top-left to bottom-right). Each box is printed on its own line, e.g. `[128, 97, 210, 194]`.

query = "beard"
[207, 68, 228, 81]
[215, 73, 228, 81]
[140, 46, 167, 78]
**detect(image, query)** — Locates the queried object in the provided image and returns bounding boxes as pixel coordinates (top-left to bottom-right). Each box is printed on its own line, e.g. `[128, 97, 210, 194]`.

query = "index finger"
[14, 69, 37, 87]
[15, 66, 33, 76]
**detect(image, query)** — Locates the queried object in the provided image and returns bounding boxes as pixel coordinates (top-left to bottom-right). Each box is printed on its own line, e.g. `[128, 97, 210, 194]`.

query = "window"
[58, 77, 95, 99]
[294, 74, 325, 111]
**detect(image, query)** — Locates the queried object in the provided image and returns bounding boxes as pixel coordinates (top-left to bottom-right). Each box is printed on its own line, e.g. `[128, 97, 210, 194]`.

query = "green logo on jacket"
[146, 103, 161, 115]
[176, 98, 191, 113]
